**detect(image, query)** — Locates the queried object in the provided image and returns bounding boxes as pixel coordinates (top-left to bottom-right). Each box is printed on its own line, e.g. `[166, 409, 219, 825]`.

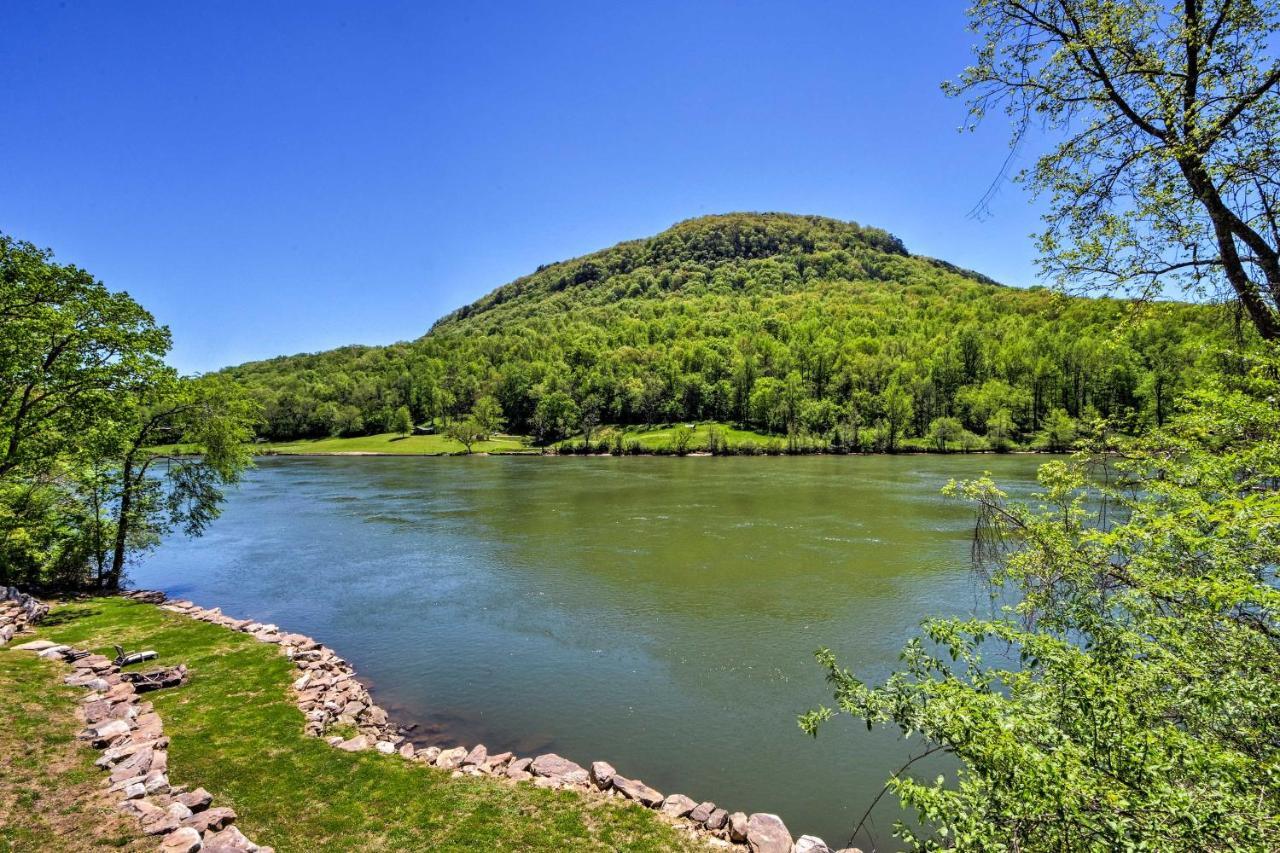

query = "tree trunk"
[105, 458, 134, 591]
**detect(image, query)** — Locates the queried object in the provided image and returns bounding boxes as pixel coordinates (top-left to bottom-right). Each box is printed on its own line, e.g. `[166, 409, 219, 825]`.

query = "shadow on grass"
[39, 608, 104, 627]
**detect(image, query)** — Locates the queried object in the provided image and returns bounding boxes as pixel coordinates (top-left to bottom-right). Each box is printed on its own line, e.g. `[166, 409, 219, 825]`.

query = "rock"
[144, 770, 171, 795]
[336, 735, 371, 752]
[505, 757, 533, 779]
[159, 826, 203, 852]
[119, 797, 165, 819]
[728, 812, 749, 843]
[203, 825, 259, 851]
[589, 760, 616, 789]
[434, 746, 468, 770]
[398, 742, 416, 759]
[419, 746, 441, 763]
[793, 836, 832, 853]
[484, 751, 513, 769]
[123, 781, 146, 799]
[612, 775, 664, 808]
[705, 807, 729, 831]
[745, 813, 792, 853]
[529, 753, 589, 785]
[167, 802, 195, 821]
[462, 744, 488, 767]
[13, 639, 57, 651]
[660, 794, 697, 818]
[183, 806, 237, 833]
[175, 787, 214, 812]
[36, 644, 71, 658]
[141, 814, 181, 836]
[375, 741, 396, 754]
[689, 801, 716, 824]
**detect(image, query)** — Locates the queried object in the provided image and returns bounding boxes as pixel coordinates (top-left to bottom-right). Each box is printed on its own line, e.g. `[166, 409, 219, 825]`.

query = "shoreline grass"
[148, 421, 1050, 459]
[4, 598, 701, 852]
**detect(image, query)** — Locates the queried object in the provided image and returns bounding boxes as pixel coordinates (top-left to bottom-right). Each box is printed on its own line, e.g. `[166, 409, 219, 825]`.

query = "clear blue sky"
[2, 2, 1049, 374]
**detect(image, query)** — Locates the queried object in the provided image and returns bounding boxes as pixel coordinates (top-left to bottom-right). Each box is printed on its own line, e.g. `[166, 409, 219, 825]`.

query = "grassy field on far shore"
[260, 431, 534, 455]
[148, 421, 1037, 458]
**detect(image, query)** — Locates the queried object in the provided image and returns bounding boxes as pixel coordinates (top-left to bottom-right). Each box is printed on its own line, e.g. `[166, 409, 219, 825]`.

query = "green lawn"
[4, 599, 699, 853]
[0, 644, 150, 852]
[559, 422, 780, 452]
[261, 431, 536, 456]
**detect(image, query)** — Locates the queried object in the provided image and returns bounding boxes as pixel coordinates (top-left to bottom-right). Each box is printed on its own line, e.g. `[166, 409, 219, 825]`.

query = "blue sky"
[3, 2, 1049, 374]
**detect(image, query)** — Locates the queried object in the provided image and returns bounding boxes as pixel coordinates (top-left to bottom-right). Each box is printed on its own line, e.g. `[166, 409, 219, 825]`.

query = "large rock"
[611, 775, 664, 807]
[170, 789, 209, 814]
[462, 744, 488, 766]
[728, 812, 749, 843]
[183, 805, 237, 833]
[434, 746, 468, 770]
[589, 760, 616, 790]
[13, 639, 57, 651]
[141, 813, 181, 836]
[745, 813, 792, 853]
[794, 836, 833, 853]
[204, 825, 260, 851]
[484, 751, 513, 770]
[659, 793, 697, 818]
[529, 753, 589, 785]
[160, 826, 203, 852]
[336, 735, 371, 752]
[705, 807, 729, 831]
[689, 801, 716, 824]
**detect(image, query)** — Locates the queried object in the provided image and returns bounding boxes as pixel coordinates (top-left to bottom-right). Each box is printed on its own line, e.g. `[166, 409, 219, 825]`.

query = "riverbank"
[1, 596, 708, 852]
[150, 426, 1058, 458]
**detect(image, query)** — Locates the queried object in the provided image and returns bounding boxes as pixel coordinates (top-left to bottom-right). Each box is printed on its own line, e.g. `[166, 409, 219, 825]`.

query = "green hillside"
[226, 213, 1243, 451]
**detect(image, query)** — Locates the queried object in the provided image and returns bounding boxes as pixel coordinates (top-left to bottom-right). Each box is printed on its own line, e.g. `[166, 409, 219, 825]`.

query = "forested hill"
[227, 212, 1240, 448]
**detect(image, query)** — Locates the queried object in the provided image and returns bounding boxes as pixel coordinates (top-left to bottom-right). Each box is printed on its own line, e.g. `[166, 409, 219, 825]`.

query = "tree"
[1037, 407, 1077, 452]
[803, 348, 1280, 850]
[392, 405, 413, 437]
[926, 416, 964, 451]
[984, 407, 1017, 451]
[670, 425, 695, 456]
[950, 0, 1280, 340]
[532, 390, 579, 443]
[879, 381, 913, 451]
[471, 395, 505, 438]
[93, 373, 258, 590]
[446, 417, 485, 454]
[0, 235, 169, 483]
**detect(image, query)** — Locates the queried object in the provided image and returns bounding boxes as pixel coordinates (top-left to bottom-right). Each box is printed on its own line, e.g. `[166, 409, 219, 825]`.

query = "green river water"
[133, 454, 1044, 848]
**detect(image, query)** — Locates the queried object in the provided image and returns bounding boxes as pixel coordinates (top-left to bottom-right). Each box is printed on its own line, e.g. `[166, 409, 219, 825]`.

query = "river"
[132, 454, 1044, 848]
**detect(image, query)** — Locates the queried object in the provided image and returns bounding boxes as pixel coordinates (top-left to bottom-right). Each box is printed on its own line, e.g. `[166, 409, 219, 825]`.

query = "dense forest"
[226, 213, 1247, 450]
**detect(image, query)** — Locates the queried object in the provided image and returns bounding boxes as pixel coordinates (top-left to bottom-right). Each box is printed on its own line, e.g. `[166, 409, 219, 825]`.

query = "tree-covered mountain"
[226, 212, 1245, 449]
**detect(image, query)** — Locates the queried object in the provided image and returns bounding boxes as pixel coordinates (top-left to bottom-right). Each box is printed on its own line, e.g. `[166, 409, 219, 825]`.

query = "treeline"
[227, 214, 1245, 449]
